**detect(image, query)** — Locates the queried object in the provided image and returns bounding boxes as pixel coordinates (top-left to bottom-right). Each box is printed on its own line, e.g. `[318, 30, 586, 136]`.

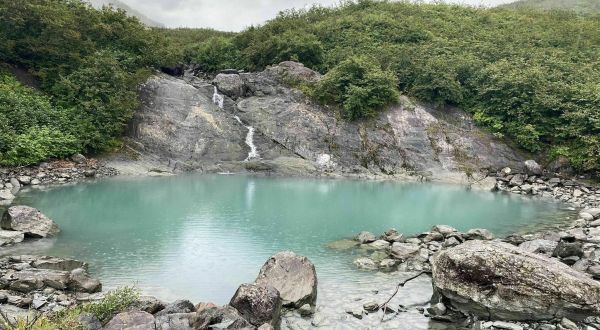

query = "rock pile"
[0, 157, 117, 205]
[0, 255, 101, 319]
[493, 160, 600, 209]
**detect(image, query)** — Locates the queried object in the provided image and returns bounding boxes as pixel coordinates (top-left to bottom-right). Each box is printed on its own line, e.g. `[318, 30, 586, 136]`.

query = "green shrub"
[313, 56, 399, 120]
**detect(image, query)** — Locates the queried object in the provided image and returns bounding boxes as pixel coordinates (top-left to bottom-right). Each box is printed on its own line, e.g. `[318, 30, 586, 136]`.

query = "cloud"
[119, 0, 516, 31]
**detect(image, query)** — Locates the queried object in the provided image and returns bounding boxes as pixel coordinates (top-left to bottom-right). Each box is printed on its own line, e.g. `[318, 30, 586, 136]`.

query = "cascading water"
[212, 86, 259, 161]
[234, 115, 260, 161]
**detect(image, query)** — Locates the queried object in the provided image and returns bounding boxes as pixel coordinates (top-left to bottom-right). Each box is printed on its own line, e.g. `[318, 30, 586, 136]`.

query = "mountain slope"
[502, 0, 600, 14]
[87, 0, 163, 27]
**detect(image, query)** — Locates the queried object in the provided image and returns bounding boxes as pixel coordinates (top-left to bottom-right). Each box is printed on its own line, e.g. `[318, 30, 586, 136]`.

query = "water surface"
[3, 175, 573, 328]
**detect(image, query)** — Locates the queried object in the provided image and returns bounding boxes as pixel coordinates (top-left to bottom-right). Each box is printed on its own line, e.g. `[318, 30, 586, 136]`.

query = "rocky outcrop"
[1, 206, 59, 238]
[255, 251, 317, 309]
[431, 240, 600, 321]
[123, 62, 530, 181]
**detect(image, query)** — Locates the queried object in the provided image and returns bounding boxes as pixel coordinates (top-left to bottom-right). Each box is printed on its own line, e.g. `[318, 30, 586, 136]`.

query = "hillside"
[503, 0, 600, 14]
[87, 0, 164, 27]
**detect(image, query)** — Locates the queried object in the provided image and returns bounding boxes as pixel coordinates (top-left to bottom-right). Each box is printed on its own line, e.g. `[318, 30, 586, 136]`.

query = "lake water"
[3, 174, 574, 328]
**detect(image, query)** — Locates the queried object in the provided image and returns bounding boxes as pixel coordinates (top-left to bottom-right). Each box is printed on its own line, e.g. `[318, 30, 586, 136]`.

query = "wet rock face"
[431, 240, 600, 321]
[229, 283, 281, 328]
[129, 62, 529, 179]
[255, 251, 317, 308]
[1, 206, 59, 238]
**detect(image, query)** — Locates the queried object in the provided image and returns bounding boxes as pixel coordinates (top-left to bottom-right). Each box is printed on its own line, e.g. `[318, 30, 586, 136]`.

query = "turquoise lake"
[4, 174, 573, 311]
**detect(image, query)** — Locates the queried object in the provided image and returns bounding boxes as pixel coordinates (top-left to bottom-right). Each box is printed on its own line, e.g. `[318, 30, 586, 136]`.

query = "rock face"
[124, 62, 529, 179]
[255, 251, 317, 308]
[431, 240, 600, 321]
[1, 206, 59, 238]
[229, 283, 281, 328]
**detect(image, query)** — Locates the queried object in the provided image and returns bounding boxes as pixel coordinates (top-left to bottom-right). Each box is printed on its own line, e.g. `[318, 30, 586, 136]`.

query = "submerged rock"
[1, 206, 59, 238]
[229, 283, 281, 328]
[255, 251, 317, 308]
[431, 240, 600, 321]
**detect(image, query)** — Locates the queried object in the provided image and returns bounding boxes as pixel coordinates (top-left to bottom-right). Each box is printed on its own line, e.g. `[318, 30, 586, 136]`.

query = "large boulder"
[255, 251, 317, 308]
[104, 311, 156, 330]
[4, 268, 70, 292]
[432, 240, 600, 321]
[229, 283, 281, 328]
[524, 160, 542, 175]
[1, 206, 59, 238]
[213, 73, 245, 99]
[69, 268, 102, 293]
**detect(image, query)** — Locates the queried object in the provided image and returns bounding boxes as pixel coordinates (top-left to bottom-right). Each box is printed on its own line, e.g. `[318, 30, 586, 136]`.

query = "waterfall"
[212, 86, 224, 109]
[211, 86, 259, 161]
[234, 116, 260, 161]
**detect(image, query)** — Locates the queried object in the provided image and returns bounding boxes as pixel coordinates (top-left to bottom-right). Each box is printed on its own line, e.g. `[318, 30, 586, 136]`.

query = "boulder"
[5, 268, 70, 292]
[390, 242, 420, 260]
[518, 239, 557, 256]
[432, 240, 600, 321]
[1, 206, 59, 238]
[553, 238, 583, 258]
[524, 160, 542, 175]
[354, 231, 376, 243]
[229, 283, 281, 327]
[431, 225, 458, 236]
[77, 312, 102, 330]
[154, 312, 195, 330]
[0, 189, 15, 201]
[192, 306, 253, 329]
[71, 153, 87, 164]
[585, 208, 600, 219]
[255, 251, 317, 308]
[156, 299, 195, 316]
[509, 174, 525, 186]
[213, 74, 245, 99]
[133, 295, 166, 314]
[353, 257, 377, 270]
[464, 228, 494, 241]
[381, 229, 404, 242]
[69, 268, 101, 293]
[0, 230, 24, 246]
[471, 177, 497, 192]
[104, 311, 155, 330]
[32, 256, 86, 272]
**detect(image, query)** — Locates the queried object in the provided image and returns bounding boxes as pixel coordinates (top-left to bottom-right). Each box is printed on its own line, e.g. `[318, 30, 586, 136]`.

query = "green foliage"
[184, 37, 241, 72]
[5, 287, 140, 330]
[313, 56, 399, 120]
[180, 0, 600, 174]
[503, 0, 600, 14]
[0, 0, 170, 165]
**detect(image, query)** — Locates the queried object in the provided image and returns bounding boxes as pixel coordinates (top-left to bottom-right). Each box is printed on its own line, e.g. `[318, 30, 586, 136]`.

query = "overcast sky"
[117, 0, 517, 31]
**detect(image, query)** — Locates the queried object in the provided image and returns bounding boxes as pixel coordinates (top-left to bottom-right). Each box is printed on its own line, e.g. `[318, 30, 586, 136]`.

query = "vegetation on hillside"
[180, 0, 600, 174]
[503, 0, 600, 14]
[0, 0, 172, 166]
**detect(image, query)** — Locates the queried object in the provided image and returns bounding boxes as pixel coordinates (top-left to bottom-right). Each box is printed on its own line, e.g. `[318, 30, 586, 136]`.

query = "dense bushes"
[0, 0, 169, 165]
[181, 0, 600, 174]
[313, 56, 398, 120]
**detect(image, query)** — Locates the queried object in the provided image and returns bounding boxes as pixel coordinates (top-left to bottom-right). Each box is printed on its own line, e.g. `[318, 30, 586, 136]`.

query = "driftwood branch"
[378, 271, 428, 314]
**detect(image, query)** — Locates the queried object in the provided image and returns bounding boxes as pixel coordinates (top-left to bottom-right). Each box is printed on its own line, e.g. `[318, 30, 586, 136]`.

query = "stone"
[524, 160, 542, 175]
[17, 176, 31, 185]
[585, 208, 600, 219]
[355, 231, 376, 243]
[298, 303, 314, 316]
[501, 167, 512, 176]
[518, 239, 558, 256]
[382, 229, 404, 242]
[32, 256, 87, 272]
[133, 295, 165, 314]
[154, 312, 195, 330]
[464, 228, 494, 241]
[229, 283, 281, 327]
[379, 259, 398, 271]
[255, 251, 317, 308]
[213, 73, 245, 99]
[104, 311, 155, 330]
[0, 230, 25, 246]
[431, 224, 458, 236]
[192, 306, 253, 329]
[0, 189, 15, 201]
[345, 306, 363, 319]
[1, 206, 59, 238]
[471, 177, 497, 191]
[353, 257, 377, 270]
[77, 312, 102, 330]
[426, 302, 447, 316]
[156, 299, 195, 315]
[363, 301, 379, 312]
[195, 302, 217, 313]
[390, 242, 420, 260]
[366, 239, 390, 250]
[432, 240, 600, 321]
[553, 238, 583, 258]
[443, 237, 461, 247]
[509, 174, 525, 186]
[492, 321, 524, 330]
[69, 268, 102, 293]
[580, 213, 594, 221]
[560, 318, 579, 330]
[71, 153, 87, 164]
[7, 268, 70, 292]
[258, 324, 274, 330]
